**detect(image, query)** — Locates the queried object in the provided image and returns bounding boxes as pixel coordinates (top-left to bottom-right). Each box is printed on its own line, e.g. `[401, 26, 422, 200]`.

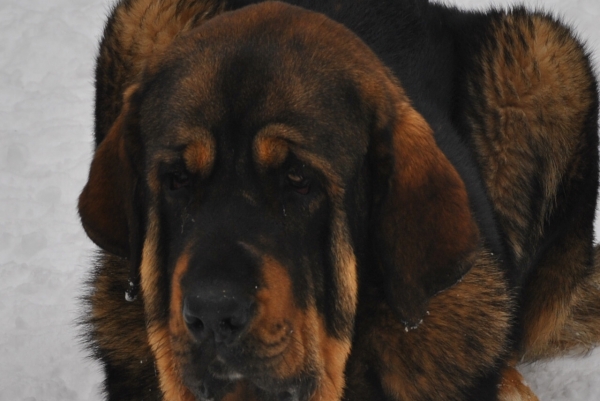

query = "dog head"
[79, 2, 478, 400]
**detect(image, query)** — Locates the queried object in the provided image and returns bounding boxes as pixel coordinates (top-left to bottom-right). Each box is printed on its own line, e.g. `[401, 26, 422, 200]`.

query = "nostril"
[199, 382, 210, 400]
[184, 314, 205, 331]
[183, 303, 207, 339]
[221, 311, 248, 331]
[278, 390, 297, 401]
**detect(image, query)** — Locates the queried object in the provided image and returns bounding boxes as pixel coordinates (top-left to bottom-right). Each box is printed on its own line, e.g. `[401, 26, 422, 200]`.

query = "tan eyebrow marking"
[183, 132, 216, 177]
[255, 135, 289, 169]
[253, 124, 307, 170]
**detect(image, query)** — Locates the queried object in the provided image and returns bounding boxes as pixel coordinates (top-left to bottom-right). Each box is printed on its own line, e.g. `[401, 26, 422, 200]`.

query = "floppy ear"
[370, 98, 479, 328]
[78, 85, 146, 298]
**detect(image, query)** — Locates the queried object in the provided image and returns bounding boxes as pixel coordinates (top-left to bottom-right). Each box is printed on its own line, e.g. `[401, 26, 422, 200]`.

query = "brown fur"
[79, 85, 140, 256]
[86, 254, 156, 386]
[371, 97, 480, 324]
[465, 10, 600, 361]
[345, 248, 513, 401]
[468, 13, 594, 265]
[529, 245, 600, 356]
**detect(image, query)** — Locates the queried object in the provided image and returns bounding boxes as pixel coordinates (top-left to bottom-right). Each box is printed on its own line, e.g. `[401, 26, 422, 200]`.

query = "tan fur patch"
[169, 251, 193, 352]
[141, 209, 194, 401]
[248, 253, 350, 399]
[309, 310, 351, 401]
[328, 206, 358, 331]
[148, 325, 195, 401]
[497, 366, 538, 401]
[254, 125, 291, 169]
[139, 207, 162, 320]
[183, 136, 216, 177]
[251, 255, 306, 369]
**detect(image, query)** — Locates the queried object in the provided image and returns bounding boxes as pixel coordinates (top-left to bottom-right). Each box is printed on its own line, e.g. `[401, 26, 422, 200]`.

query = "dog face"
[79, 2, 478, 400]
[137, 6, 373, 399]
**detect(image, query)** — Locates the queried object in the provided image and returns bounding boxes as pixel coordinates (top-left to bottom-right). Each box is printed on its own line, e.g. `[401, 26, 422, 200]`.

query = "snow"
[0, 0, 599, 400]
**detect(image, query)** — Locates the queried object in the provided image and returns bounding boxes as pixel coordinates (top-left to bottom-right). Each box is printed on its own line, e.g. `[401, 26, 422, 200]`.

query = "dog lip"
[276, 388, 300, 401]
[202, 338, 313, 398]
[214, 335, 292, 368]
[258, 381, 314, 401]
[208, 357, 245, 380]
[247, 363, 317, 401]
[190, 348, 315, 401]
[210, 370, 244, 381]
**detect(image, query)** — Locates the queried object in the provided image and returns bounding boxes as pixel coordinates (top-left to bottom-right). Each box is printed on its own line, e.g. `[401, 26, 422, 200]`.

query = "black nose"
[183, 282, 254, 344]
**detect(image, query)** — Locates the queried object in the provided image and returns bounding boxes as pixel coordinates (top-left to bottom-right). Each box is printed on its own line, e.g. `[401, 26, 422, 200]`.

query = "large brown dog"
[79, 1, 600, 400]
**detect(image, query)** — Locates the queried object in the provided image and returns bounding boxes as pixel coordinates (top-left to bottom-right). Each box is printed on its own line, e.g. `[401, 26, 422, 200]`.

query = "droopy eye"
[169, 170, 191, 190]
[287, 171, 310, 195]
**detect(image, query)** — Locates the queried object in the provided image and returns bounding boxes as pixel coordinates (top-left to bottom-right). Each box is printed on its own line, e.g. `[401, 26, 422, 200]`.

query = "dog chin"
[193, 371, 316, 401]
[251, 376, 317, 401]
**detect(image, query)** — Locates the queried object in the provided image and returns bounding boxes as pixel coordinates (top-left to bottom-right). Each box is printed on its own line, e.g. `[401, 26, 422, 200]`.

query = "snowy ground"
[1, 0, 600, 400]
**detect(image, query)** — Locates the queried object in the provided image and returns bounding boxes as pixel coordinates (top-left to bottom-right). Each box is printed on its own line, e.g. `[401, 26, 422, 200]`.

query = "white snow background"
[1, 0, 600, 400]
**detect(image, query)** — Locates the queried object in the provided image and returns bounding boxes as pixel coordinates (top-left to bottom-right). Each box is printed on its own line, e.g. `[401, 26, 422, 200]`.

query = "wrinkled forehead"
[138, 3, 381, 170]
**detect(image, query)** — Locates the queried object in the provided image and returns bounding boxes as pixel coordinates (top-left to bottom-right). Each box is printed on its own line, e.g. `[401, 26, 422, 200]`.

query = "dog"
[78, 0, 600, 400]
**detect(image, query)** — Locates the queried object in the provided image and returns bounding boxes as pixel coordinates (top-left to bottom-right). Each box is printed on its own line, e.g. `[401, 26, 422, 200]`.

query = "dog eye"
[169, 170, 191, 190]
[287, 172, 310, 195]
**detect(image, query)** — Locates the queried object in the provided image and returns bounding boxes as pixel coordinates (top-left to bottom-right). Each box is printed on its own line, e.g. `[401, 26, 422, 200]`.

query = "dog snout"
[183, 281, 254, 344]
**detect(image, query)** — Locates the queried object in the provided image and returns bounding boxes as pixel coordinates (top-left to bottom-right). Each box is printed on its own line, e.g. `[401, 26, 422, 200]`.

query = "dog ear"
[370, 97, 479, 328]
[79, 85, 146, 298]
